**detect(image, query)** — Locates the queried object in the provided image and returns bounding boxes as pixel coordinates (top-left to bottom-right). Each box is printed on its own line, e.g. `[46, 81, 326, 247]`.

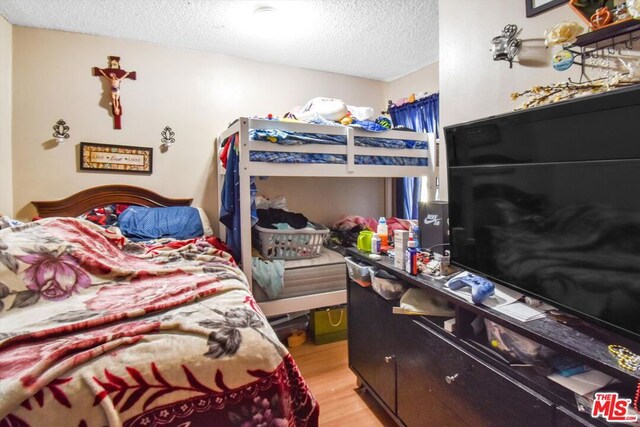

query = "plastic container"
[356, 230, 374, 252]
[377, 217, 389, 246]
[269, 310, 310, 343]
[345, 256, 372, 284]
[255, 221, 329, 260]
[371, 233, 381, 254]
[405, 237, 418, 275]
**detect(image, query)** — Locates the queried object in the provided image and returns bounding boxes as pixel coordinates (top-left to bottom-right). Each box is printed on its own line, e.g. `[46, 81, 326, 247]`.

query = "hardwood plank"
[289, 340, 396, 426]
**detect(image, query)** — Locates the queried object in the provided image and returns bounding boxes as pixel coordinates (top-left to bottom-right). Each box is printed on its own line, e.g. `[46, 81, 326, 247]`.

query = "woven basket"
[255, 222, 329, 260]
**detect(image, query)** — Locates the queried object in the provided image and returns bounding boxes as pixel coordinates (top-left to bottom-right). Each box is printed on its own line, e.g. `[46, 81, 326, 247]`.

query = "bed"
[216, 118, 437, 316]
[0, 185, 319, 427]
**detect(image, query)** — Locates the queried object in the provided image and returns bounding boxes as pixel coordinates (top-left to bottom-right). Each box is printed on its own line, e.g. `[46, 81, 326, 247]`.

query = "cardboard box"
[394, 230, 409, 269]
[310, 306, 347, 344]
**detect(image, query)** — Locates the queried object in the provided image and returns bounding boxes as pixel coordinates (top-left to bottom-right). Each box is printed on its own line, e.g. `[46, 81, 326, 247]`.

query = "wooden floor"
[289, 339, 396, 426]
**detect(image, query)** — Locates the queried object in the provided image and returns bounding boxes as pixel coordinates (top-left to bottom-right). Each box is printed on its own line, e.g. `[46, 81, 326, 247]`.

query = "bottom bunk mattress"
[254, 249, 346, 302]
[0, 218, 319, 427]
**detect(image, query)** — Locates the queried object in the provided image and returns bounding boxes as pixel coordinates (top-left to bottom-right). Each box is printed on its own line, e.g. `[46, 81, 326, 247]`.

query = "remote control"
[447, 273, 495, 305]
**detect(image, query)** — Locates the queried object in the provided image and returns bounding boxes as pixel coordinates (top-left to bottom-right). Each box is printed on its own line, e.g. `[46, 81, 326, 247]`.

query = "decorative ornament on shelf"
[569, 0, 636, 30]
[619, 58, 640, 78]
[52, 119, 70, 143]
[590, 6, 613, 29]
[490, 24, 522, 68]
[552, 49, 576, 71]
[511, 72, 640, 109]
[628, 0, 640, 18]
[613, 2, 631, 20]
[544, 21, 585, 46]
[160, 126, 175, 148]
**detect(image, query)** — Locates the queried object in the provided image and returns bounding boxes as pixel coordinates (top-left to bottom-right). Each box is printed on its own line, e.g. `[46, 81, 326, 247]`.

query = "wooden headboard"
[32, 185, 193, 218]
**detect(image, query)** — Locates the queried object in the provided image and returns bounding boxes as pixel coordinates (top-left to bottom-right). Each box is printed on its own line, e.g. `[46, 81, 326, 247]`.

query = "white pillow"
[196, 208, 214, 236]
[297, 97, 348, 121]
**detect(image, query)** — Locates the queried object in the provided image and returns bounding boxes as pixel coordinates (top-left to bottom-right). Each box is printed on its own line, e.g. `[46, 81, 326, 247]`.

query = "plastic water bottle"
[377, 217, 388, 247]
[412, 224, 420, 249]
[371, 233, 381, 254]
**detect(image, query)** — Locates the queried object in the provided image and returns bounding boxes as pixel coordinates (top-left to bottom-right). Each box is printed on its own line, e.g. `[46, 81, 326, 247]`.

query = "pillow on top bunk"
[118, 206, 206, 241]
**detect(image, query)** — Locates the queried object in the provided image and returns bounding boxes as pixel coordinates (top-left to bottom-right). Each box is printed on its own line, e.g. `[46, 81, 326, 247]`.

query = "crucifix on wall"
[92, 56, 137, 129]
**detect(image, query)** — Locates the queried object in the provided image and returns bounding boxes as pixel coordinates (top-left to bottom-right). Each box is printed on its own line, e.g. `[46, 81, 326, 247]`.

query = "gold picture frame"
[80, 142, 153, 174]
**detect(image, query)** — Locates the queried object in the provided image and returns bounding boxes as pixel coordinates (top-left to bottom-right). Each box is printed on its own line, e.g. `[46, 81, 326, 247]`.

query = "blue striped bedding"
[249, 129, 427, 149]
[249, 151, 428, 166]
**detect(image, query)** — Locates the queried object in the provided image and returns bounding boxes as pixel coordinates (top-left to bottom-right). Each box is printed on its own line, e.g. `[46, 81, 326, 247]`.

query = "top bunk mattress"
[246, 125, 429, 166]
[250, 128, 427, 149]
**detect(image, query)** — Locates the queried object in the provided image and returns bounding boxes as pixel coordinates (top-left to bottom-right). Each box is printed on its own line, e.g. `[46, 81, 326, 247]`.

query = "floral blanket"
[0, 218, 318, 427]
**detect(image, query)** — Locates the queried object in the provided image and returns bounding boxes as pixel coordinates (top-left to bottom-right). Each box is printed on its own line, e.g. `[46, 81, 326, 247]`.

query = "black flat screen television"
[445, 85, 640, 341]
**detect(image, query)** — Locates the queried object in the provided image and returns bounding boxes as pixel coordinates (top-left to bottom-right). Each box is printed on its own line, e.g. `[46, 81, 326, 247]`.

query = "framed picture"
[526, 0, 567, 17]
[80, 142, 153, 174]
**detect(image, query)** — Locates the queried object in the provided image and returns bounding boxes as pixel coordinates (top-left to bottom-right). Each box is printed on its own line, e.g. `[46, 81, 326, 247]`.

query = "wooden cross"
[92, 56, 137, 129]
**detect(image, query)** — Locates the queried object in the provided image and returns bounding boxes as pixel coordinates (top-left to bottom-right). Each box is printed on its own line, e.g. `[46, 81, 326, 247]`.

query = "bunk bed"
[216, 117, 437, 316]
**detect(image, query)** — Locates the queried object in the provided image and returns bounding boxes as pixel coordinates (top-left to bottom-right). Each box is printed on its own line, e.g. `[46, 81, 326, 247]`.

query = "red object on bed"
[0, 218, 319, 426]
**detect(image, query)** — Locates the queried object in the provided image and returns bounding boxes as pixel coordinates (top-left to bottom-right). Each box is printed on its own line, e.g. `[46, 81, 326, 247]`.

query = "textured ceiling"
[0, 0, 438, 82]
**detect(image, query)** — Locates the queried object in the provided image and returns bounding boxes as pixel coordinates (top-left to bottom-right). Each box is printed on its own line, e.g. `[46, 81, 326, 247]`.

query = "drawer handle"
[384, 355, 395, 363]
[445, 373, 459, 384]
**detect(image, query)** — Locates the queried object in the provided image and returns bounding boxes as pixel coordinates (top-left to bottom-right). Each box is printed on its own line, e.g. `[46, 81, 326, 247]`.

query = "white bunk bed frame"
[216, 117, 437, 317]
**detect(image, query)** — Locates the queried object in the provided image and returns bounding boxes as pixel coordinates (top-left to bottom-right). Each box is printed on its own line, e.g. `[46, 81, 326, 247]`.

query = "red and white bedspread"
[0, 218, 319, 427]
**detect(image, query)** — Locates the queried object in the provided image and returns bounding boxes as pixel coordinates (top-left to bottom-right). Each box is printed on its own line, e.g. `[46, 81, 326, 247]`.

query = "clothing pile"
[251, 200, 322, 300]
[327, 215, 413, 254]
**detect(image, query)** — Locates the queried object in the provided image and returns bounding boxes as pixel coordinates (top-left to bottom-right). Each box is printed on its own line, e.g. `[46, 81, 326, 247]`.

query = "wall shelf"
[572, 19, 640, 48]
[568, 19, 640, 83]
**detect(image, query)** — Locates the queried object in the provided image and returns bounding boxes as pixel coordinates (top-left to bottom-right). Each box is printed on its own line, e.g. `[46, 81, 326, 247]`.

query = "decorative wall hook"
[161, 126, 175, 147]
[52, 119, 70, 143]
[491, 24, 522, 68]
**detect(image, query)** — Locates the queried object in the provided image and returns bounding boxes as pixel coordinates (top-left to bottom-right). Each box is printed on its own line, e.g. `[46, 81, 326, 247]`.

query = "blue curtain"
[389, 93, 439, 219]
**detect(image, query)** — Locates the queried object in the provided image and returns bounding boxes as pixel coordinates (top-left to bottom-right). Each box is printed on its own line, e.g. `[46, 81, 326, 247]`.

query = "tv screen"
[445, 86, 640, 340]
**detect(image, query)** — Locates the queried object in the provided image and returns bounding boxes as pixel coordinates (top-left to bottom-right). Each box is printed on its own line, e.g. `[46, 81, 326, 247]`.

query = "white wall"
[0, 16, 11, 215]
[385, 62, 439, 105]
[439, 0, 580, 198]
[11, 27, 388, 226]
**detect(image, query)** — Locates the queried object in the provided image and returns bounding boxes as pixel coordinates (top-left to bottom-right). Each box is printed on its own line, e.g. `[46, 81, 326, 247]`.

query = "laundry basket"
[255, 222, 329, 260]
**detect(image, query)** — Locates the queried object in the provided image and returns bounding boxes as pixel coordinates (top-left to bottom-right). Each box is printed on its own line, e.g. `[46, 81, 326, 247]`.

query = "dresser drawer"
[403, 319, 554, 427]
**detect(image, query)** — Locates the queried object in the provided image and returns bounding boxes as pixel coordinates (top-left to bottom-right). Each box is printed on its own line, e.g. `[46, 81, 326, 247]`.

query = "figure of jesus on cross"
[93, 56, 136, 129]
